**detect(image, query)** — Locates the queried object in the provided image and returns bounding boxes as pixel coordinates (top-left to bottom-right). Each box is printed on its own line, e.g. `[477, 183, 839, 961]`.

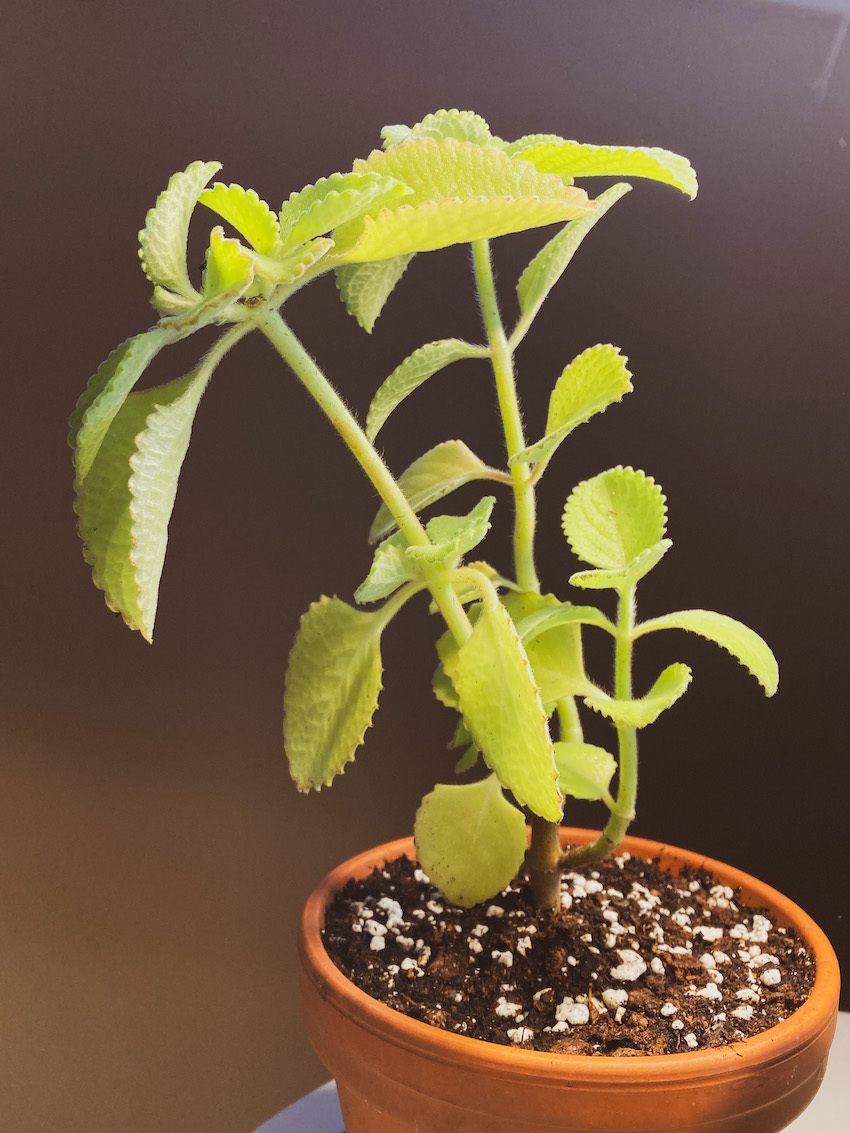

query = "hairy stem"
[256, 308, 472, 646]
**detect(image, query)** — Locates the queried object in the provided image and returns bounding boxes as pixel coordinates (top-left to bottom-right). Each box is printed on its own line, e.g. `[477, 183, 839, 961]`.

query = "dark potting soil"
[323, 852, 815, 1056]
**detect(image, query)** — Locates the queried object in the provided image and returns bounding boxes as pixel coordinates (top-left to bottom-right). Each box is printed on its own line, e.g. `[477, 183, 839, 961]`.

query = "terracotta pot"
[298, 828, 840, 1132]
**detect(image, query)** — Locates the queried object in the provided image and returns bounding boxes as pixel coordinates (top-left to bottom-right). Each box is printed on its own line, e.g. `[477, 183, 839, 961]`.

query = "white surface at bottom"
[255, 1011, 849, 1133]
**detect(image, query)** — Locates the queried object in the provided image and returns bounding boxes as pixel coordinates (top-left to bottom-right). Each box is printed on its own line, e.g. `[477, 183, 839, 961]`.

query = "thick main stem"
[256, 308, 472, 646]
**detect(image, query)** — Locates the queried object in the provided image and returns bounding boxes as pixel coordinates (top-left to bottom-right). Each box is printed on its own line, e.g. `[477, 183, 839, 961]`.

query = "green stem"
[256, 308, 472, 647]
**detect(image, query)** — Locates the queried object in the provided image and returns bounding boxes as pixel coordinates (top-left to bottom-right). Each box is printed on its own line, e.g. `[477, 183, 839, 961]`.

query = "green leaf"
[283, 596, 384, 791]
[369, 440, 501, 543]
[432, 663, 459, 710]
[516, 601, 615, 642]
[354, 532, 416, 604]
[381, 124, 412, 148]
[516, 184, 631, 322]
[335, 254, 414, 332]
[414, 776, 527, 907]
[453, 746, 479, 774]
[199, 182, 280, 253]
[513, 345, 632, 466]
[366, 339, 483, 442]
[570, 540, 672, 591]
[584, 663, 692, 728]
[503, 592, 592, 706]
[562, 466, 667, 570]
[635, 610, 778, 696]
[251, 237, 334, 284]
[74, 331, 237, 640]
[554, 741, 616, 802]
[280, 171, 411, 246]
[443, 600, 561, 820]
[406, 109, 493, 146]
[201, 226, 254, 300]
[407, 496, 495, 567]
[138, 160, 221, 296]
[509, 137, 698, 199]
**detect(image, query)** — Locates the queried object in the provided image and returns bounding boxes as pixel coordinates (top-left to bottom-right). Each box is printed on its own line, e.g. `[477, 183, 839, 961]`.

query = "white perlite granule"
[684, 1033, 698, 1050]
[492, 950, 513, 968]
[495, 998, 522, 1018]
[556, 1001, 590, 1026]
[369, 935, 386, 952]
[760, 968, 782, 987]
[602, 988, 629, 1010]
[660, 1003, 678, 1017]
[610, 949, 647, 981]
[507, 1026, 534, 1044]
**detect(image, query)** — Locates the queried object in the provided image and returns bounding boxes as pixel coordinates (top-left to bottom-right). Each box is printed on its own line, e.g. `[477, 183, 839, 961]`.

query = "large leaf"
[570, 540, 672, 591]
[406, 109, 493, 146]
[584, 663, 692, 728]
[354, 532, 416, 604]
[443, 600, 561, 820]
[513, 345, 632, 466]
[366, 339, 484, 442]
[279, 171, 411, 246]
[138, 160, 221, 297]
[74, 331, 240, 640]
[407, 496, 495, 567]
[284, 597, 384, 791]
[563, 466, 667, 570]
[508, 137, 698, 199]
[369, 440, 501, 543]
[554, 742, 616, 802]
[199, 182, 280, 253]
[414, 776, 527, 907]
[503, 592, 591, 707]
[516, 184, 631, 325]
[635, 610, 778, 696]
[335, 254, 414, 333]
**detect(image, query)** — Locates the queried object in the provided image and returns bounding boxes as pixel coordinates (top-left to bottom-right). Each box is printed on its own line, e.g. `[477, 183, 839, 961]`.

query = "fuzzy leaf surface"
[369, 440, 498, 543]
[570, 540, 672, 591]
[139, 160, 221, 296]
[406, 109, 493, 146]
[563, 467, 667, 570]
[509, 137, 698, 199]
[503, 592, 591, 707]
[516, 601, 615, 643]
[366, 339, 483, 441]
[414, 776, 527, 907]
[335, 254, 414, 332]
[354, 533, 416, 604]
[584, 663, 692, 728]
[280, 172, 411, 246]
[635, 610, 778, 696]
[252, 237, 334, 284]
[284, 597, 384, 791]
[407, 496, 495, 567]
[554, 742, 616, 802]
[201, 227, 254, 300]
[199, 182, 280, 253]
[443, 601, 561, 820]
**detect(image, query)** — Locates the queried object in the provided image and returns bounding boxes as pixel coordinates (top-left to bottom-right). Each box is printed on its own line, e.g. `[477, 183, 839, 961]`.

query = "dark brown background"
[2, 1, 848, 1130]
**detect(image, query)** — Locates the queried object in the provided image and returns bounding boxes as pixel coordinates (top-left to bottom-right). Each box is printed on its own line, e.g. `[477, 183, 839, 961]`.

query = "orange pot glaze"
[298, 829, 840, 1132]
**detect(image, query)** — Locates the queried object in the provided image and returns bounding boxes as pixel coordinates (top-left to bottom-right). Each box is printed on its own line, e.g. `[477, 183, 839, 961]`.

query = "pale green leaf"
[516, 601, 615, 642]
[513, 345, 632, 466]
[354, 532, 416, 604]
[201, 226, 254, 300]
[510, 137, 698, 199]
[199, 182, 280, 253]
[283, 596, 384, 790]
[366, 339, 483, 442]
[280, 172, 411, 246]
[138, 160, 221, 296]
[406, 109, 493, 146]
[335, 254, 413, 333]
[432, 663, 459, 709]
[407, 496, 495, 567]
[562, 467, 667, 570]
[414, 775, 527, 907]
[635, 609, 778, 696]
[381, 124, 412, 148]
[453, 746, 479, 774]
[369, 440, 500, 543]
[449, 718, 472, 750]
[443, 600, 561, 820]
[251, 237, 334, 284]
[503, 591, 592, 706]
[516, 184, 631, 321]
[151, 287, 196, 317]
[570, 540, 672, 591]
[554, 741, 616, 802]
[584, 663, 692, 728]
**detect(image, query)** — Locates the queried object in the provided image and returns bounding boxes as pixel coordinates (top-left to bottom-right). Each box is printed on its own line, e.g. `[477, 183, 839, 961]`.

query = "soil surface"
[323, 851, 815, 1055]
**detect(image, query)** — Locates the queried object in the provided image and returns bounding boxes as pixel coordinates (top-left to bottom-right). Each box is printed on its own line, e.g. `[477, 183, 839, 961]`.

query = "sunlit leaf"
[584, 663, 692, 728]
[139, 160, 221, 296]
[554, 741, 616, 801]
[335, 254, 414, 332]
[280, 171, 411, 246]
[199, 182, 280, 253]
[563, 466, 667, 570]
[509, 137, 698, 199]
[406, 108, 493, 146]
[201, 226, 254, 300]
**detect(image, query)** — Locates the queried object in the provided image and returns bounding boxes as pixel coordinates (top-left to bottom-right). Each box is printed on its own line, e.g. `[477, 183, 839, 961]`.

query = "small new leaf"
[139, 160, 221, 297]
[570, 540, 672, 591]
[414, 776, 527, 907]
[563, 467, 667, 570]
[554, 742, 616, 802]
[635, 610, 778, 696]
[280, 171, 411, 246]
[406, 109, 493, 146]
[584, 663, 692, 728]
[284, 597, 384, 791]
[201, 227, 254, 300]
[407, 496, 495, 567]
[354, 532, 416, 604]
[335, 254, 414, 332]
[366, 339, 484, 442]
[199, 183, 280, 253]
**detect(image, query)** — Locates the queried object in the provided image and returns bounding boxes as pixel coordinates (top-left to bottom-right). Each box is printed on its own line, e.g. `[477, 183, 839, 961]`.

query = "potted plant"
[70, 109, 838, 1132]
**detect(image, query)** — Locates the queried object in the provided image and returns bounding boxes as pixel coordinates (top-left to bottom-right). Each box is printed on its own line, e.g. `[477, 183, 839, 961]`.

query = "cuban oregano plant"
[70, 108, 777, 912]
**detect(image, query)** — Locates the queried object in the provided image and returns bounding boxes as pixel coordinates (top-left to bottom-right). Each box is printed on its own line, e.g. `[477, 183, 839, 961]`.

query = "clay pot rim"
[299, 827, 840, 1086]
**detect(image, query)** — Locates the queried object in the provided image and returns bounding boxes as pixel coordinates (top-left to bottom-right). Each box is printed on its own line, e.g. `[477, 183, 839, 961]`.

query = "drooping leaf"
[516, 184, 631, 323]
[138, 160, 221, 296]
[570, 539, 672, 591]
[335, 254, 414, 333]
[508, 137, 698, 200]
[414, 776, 527, 907]
[443, 600, 561, 820]
[513, 345, 632, 466]
[584, 663, 692, 728]
[366, 339, 484, 442]
[635, 609, 778, 696]
[199, 182, 281, 253]
[406, 109, 493, 146]
[284, 596, 384, 791]
[369, 440, 500, 543]
[515, 601, 615, 642]
[279, 171, 411, 247]
[354, 532, 416, 604]
[201, 226, 255, 300]
[554, 741, 616, 802]
[563, 466, 667, 570]
[407, 496, 495, 567]
[503, 592, 592, 706]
